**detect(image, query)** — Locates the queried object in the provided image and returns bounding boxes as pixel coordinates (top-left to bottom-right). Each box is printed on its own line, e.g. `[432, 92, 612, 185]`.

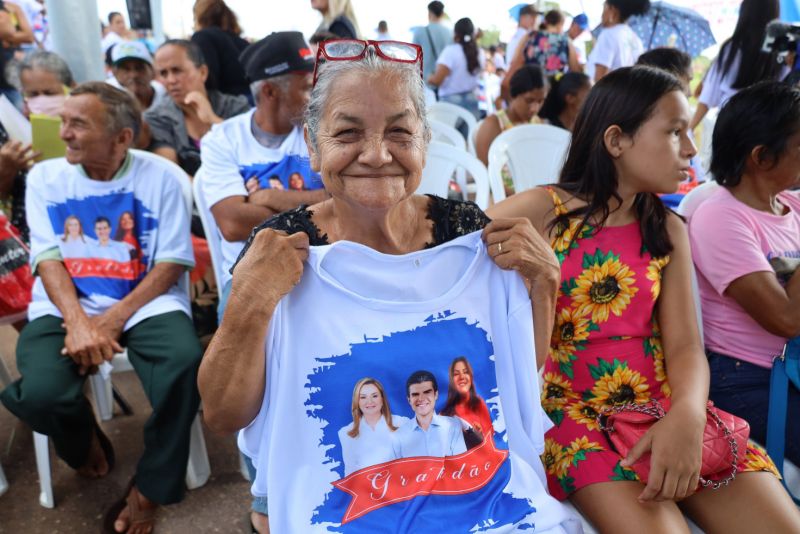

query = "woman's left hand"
[482, 217, 560, 289]
[622, 403, 706, 502]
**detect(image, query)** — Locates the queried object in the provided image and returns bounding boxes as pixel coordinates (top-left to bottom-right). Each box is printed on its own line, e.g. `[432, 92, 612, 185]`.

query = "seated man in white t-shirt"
[392, 370, 467, 459]
[198, 31, 327, 317]
[0, 82, 202, 534]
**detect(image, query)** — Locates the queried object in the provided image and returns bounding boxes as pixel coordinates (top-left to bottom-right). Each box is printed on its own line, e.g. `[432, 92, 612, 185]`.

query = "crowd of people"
[0, 0, 799, 533]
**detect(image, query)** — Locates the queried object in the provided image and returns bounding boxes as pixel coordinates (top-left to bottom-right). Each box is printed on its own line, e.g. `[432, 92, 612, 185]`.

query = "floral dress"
[521, 31, 570, 76]
[540, 187, 778, 500]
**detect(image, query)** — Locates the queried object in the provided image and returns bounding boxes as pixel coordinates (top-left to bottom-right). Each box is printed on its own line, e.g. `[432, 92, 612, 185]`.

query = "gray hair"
[18, 51, 75, 87]
[250, 73, 293, 104]
[305, 52, 430, 151]
[70, 81, 142, 140]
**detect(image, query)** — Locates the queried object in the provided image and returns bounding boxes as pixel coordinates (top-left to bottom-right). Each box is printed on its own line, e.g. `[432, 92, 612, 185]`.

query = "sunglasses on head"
[313, 39, 423, 87]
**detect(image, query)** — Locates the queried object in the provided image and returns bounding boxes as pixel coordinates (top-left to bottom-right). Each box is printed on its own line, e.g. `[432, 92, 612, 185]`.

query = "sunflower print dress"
[540, 187, 779, 500]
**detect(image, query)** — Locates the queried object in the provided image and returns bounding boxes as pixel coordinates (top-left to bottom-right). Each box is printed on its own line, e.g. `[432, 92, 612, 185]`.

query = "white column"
[150, 0, 165, 46]
[44, 0, 105, 83]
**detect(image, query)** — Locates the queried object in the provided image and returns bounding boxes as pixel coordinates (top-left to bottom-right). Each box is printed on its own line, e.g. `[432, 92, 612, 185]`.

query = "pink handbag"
[599, 398, 750, 489]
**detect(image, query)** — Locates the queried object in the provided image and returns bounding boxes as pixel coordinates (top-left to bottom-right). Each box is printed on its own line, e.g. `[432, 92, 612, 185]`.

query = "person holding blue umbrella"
[588, 0, 651, 82]
[690, 0, 783, 130]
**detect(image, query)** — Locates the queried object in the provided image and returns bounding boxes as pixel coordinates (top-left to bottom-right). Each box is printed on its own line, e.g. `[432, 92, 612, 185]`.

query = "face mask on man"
[26, 94, 67, 117]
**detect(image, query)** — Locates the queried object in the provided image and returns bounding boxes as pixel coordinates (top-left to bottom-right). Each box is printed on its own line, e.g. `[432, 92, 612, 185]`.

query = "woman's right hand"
[230, 229, 310, 308]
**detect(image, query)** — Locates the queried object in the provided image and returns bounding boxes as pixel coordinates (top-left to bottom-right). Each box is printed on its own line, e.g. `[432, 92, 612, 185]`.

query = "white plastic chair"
[419, 141, 490, 210]
[429, 119, 466, 150]
[676, 181, 720, 219]
[487, 124, 571, 202]
[428, 101, 478, 155]
[33, 150, 210, 508]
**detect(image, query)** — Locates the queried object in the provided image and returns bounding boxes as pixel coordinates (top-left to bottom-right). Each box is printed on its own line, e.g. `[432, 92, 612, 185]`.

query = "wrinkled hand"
[184, 91, 221, 125]
[0, 140, 39, 177]
[622, 405, 705, 502]
[482, 218, 560, 287]
[245, 177, 260, 194]
[61, 314, 124, 375]
[231, 229, 310, 308]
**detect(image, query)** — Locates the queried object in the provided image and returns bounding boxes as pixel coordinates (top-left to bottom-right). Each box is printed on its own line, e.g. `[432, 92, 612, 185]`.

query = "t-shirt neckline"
[308, 231, 485, 311]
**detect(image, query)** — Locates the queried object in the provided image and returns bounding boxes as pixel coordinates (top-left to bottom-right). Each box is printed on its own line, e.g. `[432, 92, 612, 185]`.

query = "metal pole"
[44, 0, 104, 83]
[150, 0, 165, 46]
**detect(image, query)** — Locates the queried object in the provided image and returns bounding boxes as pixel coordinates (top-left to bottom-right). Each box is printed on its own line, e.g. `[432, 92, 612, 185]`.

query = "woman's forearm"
[530, 276, 558, 369]
[198, 289, 279, 433]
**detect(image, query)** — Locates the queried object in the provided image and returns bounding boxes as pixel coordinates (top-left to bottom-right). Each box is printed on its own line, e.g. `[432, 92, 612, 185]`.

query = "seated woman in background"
[537, 72, 591, 132]
[475, 64, 548, 165]
[488, 66, 799, 533]
[688, 81, 800, 467]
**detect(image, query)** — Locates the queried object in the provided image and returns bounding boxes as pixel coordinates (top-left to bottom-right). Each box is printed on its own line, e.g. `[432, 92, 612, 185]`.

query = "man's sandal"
[101, 479, 156, 534]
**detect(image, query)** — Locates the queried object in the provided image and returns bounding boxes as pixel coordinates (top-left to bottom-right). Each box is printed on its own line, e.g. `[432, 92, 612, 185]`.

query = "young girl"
[487, 66, 800, 533]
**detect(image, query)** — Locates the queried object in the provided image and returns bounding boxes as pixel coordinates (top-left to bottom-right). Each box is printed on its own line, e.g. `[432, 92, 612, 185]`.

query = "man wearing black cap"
[198, 30, 326, 311]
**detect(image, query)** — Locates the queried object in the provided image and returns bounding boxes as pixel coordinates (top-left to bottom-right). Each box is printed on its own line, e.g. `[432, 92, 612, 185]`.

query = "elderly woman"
[689, 81, 800, 468]
[198, 40, 577, 533]
[0, 51, 75, 244]
[145, 39, 249, 176]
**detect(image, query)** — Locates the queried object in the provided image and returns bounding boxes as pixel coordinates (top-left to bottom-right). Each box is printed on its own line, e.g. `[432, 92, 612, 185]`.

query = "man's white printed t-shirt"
[238, 231, 579, 533]
[199, 110, 323, 287]
[26, 153, 194, 330]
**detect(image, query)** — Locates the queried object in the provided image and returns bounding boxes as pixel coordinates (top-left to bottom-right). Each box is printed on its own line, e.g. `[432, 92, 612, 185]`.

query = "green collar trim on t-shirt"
[76, 151, 133, 181]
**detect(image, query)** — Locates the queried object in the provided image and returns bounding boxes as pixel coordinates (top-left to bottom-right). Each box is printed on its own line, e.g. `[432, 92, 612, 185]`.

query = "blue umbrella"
[508, 3, 530, 22]
[627, 1, 716, 58]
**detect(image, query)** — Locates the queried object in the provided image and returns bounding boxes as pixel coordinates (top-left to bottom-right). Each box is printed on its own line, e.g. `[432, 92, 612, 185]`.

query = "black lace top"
[231, 195, 491, 274]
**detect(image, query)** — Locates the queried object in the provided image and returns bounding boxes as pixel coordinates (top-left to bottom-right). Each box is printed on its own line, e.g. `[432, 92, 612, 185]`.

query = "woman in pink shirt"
[688, 81, 800, 467]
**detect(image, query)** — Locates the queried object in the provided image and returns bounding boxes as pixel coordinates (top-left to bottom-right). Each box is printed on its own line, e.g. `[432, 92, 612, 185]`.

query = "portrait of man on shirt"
[392, 370, 468, 459]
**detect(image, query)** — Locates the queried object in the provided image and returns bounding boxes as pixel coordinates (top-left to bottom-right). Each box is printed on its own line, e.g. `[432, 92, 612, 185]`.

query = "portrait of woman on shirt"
[338, 377, 408, 476]
[440, 356, 493, 438]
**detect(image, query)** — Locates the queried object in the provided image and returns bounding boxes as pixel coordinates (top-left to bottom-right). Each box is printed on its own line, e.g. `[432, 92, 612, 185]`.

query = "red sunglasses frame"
[312, 39, 424, 87]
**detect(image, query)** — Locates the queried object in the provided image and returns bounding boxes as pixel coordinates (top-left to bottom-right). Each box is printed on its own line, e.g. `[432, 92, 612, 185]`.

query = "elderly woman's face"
[20, 67, 63, 99]
[310, 72, 426, 210]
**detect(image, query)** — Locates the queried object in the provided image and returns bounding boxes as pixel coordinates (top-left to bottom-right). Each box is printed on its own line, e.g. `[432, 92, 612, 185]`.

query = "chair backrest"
[487, 124, 571, 202]
[429, 101, 478, 138]
[419, 141, 490, 210]
[676, 180, 720, 218]
[192, 167, 225, 301]
[429, 119, 466, 150]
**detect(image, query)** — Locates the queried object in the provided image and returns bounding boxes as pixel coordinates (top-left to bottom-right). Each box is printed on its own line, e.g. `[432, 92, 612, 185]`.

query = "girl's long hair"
[322, 0, 362, 39]
[551, 66, 683, 258]
[716, 0, 781, 89]
[454, 18, 480, 74]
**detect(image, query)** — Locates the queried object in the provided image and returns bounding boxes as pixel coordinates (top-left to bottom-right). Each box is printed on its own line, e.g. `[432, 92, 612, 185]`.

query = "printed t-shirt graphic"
[198, 111, 324, 287]
[26, 154, 195, 328]
[50, 196, 152, 300]
[239, 232, 579, 533]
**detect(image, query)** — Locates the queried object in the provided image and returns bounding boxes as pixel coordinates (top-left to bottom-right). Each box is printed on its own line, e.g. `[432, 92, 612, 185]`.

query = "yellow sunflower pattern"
[646, 256, 670, 300]
[567, 401, 601, 431]
[550, 307, 598, 379]
[645, 335, 672, 397]
[540, 436, 604, 495]
[541, 372, 580, 425]
[586, 358, 652, 412]
[569, 249, 638, 324]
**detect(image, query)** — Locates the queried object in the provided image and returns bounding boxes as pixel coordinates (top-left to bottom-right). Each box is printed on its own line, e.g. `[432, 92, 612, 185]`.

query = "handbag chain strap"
[598, 399, 740, 490]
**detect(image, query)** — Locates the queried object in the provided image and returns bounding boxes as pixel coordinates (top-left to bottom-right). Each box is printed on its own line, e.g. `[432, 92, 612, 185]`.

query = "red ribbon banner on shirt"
[332, 438, 509, 524]
[64, 258, 144, 280]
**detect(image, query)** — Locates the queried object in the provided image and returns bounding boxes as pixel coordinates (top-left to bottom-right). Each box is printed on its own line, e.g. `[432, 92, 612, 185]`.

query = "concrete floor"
[0, 326, 253, 534]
